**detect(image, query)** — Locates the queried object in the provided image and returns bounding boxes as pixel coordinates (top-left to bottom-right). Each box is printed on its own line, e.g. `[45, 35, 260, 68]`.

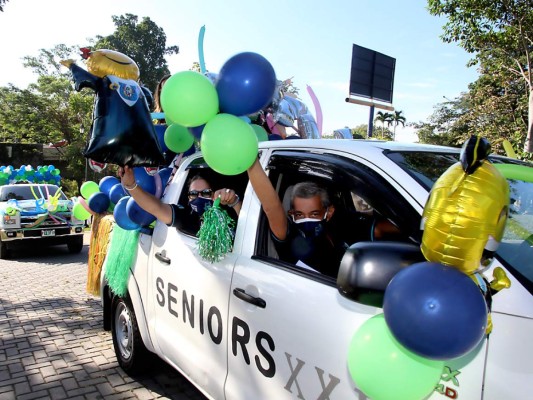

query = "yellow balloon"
[86, 49, 140, 80]
[421, 162, 509, 274]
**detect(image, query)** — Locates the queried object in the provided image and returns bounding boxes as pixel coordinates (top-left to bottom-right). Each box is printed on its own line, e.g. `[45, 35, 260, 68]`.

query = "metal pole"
[367, 105, 375, 138]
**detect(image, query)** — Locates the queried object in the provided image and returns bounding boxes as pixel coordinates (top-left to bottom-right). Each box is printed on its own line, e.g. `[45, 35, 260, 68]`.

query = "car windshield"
[387, 150, 533, 292]
[0, 185, 67, 202]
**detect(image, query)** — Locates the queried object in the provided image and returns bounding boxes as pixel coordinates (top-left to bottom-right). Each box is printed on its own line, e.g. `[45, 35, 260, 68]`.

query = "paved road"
[0, 234, 207, 400]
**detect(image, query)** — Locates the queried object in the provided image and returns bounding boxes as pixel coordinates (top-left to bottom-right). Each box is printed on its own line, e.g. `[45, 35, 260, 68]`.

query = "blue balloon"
[99, 176, 120, 197]
[269, 134, 283, 141]
[126, 197, 156, 226]
[154, 124, 169, 153]
[157, 168, 173, 188]
[383, 262, 488, 360]
[109, 183, 128, 205]
[133, 167, 156, 195]
[113, 197, 140, 231]
[183, 143, 196, 157]
[188, 124, 205, 140]
[216, 52, 277, 116]
[88, 192, 111, 214]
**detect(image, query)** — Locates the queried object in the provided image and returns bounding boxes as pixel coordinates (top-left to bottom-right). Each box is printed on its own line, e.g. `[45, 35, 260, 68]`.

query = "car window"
[496, 177, 533, 293]
[173, 159, 248, 237]
[0, 185, 67, 202]
[254, 151, 421, 281]
[386, 150, 533, 293]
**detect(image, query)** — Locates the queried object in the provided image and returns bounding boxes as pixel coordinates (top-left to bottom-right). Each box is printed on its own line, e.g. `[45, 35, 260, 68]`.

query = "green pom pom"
[105, 225, 140, 296]
[197, 198, 235, 263]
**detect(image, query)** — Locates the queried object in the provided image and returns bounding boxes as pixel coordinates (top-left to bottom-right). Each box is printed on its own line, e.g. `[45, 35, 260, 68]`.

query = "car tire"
[67, 235, 84, 253]
[0, 240, 10, 260]
[111, 295, 152, 375]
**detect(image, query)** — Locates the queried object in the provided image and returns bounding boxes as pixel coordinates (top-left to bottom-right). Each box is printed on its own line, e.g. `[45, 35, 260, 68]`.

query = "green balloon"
[164, 124, 195, 153]
[494, 163, 533, 183]
[201, 114, 258, 176]
[80, 181, 100, 200]
[73, 202, 92, 221]
[250, 124, 269, 142]
[347, 314, 444, 400]
[160, 71, 219, 127]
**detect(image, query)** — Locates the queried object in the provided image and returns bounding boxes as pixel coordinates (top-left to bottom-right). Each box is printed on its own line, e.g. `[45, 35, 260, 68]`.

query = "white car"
[101, 139, 533, 400]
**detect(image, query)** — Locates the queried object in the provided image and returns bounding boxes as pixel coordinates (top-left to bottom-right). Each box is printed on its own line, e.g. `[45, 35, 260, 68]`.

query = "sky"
[0, 0, 479, 142]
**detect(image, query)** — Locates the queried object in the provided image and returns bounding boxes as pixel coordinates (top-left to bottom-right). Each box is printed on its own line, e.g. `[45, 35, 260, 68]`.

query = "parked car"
[101, 139, 533, 399]
[0, 183, 85, 258]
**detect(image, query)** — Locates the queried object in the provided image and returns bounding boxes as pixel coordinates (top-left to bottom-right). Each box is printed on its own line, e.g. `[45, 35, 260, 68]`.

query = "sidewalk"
[0, 239, 205, 400]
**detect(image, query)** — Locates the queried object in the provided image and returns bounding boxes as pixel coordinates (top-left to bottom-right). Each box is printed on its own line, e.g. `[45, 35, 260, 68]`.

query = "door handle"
[233, 288, 266, 308]
[155, 251, 171, 264]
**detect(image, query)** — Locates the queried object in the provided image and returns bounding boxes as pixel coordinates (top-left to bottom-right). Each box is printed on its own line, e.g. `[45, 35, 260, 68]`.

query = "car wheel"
[0, 240, 10, 260]
[67, 235, 84, 253]
[111, 295, 152, 374]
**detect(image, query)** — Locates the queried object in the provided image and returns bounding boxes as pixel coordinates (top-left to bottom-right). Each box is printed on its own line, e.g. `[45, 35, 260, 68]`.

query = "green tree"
[351, 124, 368, 139]
[428, 0, 533, 153]
[374, 111, 393, 139]
[391, 110, 406, 140]
[93, 14, 179, 92]
[412, 94, 471, 147]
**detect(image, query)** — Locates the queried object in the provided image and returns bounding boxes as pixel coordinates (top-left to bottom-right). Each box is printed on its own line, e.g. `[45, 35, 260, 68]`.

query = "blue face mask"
[294, 210, 328, 238]
[189, 197, 213, 216]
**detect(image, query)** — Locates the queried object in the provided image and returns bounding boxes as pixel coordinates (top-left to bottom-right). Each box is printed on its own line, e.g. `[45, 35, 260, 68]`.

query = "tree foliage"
[428, 0, 533, 153]
[93, 14, 179, 92]
[0, 0, 8, 12]
[0, 14, 178, 187]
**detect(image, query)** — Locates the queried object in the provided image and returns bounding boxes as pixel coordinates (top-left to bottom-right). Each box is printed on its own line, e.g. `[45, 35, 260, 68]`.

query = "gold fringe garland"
[86, 213, 114, 296]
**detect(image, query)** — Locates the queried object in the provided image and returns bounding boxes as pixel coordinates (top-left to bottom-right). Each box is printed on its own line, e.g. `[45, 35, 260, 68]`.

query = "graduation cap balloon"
[61, 48, 164, 167]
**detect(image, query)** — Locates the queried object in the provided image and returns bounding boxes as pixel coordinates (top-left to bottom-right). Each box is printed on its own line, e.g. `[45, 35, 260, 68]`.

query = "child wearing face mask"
[118, 166, 241, 234]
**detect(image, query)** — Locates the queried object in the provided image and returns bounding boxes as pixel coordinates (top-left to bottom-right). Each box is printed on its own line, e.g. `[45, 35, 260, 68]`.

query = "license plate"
[42, 229, 55, 237]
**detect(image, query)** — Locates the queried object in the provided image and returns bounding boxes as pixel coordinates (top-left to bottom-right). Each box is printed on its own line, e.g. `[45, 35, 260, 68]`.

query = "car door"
[224, 148, 489, 399]
[146, 154, 238, 400]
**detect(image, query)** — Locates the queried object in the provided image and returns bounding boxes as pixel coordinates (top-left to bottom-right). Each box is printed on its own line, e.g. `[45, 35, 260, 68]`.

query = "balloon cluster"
[73, 167, 172, 231]
[0, 165, 61, 186]
[347, 136, 511, 400]
[160, 52, 276, 175]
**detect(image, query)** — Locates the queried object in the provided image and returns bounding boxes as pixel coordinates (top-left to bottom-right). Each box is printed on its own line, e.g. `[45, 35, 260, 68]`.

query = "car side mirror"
[337, 241, 425, 308]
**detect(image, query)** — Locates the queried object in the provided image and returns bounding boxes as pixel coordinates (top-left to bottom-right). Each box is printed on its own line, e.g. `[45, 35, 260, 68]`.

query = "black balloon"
[66, 63, 164, 167]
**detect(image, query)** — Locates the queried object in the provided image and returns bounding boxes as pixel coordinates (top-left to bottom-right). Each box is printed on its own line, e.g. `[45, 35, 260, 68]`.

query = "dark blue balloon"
[154, 124, 169, 153]
[183, 143, 196, 157]
[87, 192, 111, 214]
[188, 124, 205, 140]
[113, 197, 140, 231]
[269, 134, 283, 141]
[109, 183, 128, 204]
[126, 197, 156, 226]
[99, 176, 120, 197]
[157, 168, 173, 188]
[383, 262, 488, 360]
[216, 52, 277, 116]
[133, 167, 156, 195]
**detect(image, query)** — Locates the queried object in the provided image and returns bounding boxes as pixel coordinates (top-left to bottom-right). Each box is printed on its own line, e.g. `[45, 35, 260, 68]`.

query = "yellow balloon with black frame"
[421, 161, 510, 275]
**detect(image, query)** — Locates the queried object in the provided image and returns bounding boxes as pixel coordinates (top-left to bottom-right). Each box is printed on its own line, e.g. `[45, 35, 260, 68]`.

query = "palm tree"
[374, 111, 393, 138]
[391, 110, 406, 141]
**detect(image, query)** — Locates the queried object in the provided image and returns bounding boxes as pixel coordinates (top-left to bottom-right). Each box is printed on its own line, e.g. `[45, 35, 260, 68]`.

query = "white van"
[101, 139, 533, 400]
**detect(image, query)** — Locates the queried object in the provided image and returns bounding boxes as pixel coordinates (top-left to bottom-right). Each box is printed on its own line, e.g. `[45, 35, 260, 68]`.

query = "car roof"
[258, 138, 461, 155]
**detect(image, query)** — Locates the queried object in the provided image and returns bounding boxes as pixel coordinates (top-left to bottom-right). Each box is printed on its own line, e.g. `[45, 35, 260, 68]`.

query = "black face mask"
[293, 209, 328, 239]
[189, 197, 213, 216]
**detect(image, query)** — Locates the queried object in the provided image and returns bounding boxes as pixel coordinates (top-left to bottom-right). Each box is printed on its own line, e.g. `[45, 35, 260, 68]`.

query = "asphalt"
[0, 233, 206, 400]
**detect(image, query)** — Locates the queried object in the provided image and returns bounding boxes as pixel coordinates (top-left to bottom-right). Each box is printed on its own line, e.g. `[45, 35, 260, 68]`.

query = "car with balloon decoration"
[0, 165, 85, 259]
[95, 137, 533, 400]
